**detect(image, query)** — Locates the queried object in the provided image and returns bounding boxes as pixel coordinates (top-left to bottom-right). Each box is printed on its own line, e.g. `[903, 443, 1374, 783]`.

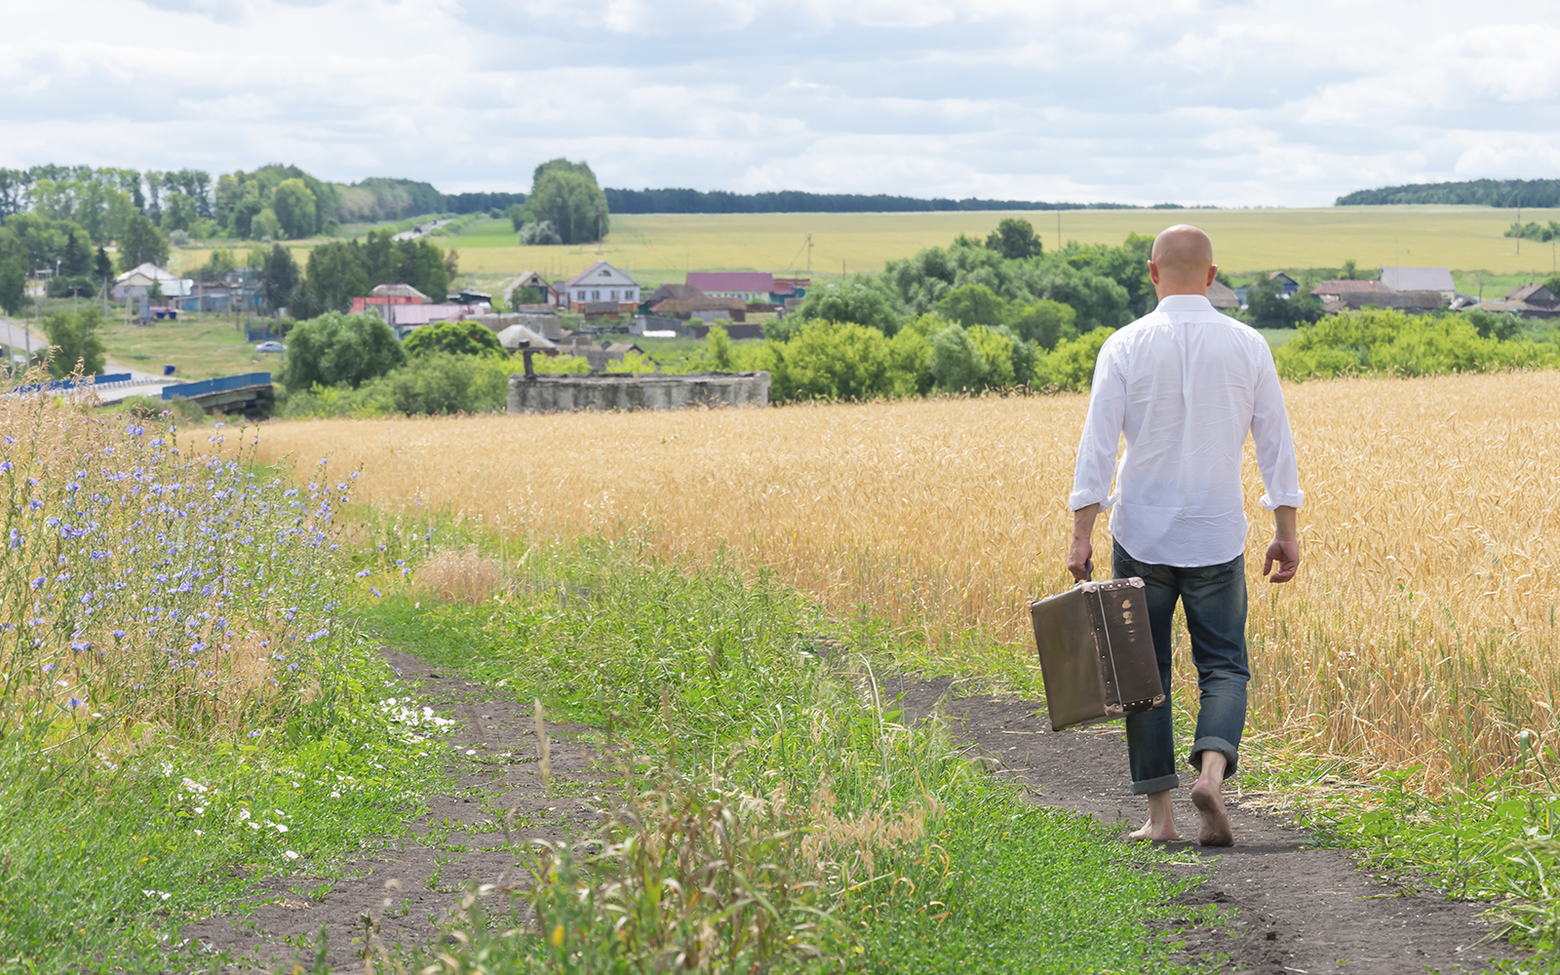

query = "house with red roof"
[561, 260, 640, 313]
[686, 272, 774, 301]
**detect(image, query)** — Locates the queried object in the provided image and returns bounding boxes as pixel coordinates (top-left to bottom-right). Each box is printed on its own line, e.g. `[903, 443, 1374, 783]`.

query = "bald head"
[1148, 225, 1217, 298]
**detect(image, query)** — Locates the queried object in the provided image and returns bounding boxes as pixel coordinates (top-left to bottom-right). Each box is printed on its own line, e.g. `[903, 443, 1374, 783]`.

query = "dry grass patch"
[412, 546, 506, 604]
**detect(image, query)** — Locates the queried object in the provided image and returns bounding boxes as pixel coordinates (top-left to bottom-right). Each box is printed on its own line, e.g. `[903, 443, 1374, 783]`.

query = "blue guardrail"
[13, 373, 133, 395]
[162, 372, 272, 401]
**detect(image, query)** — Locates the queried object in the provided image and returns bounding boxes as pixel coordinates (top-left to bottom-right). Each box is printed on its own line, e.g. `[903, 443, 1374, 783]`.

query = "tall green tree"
[281, 312, 405, 389]
[93, 246, 113, 288]
[272, 179, 318, 239]
[784, 280, 901, 337]
[41, 306, 107, 377]
[528, 160, 608, 245]
[986, 217, 1042, 260]
[61, 228, 92, 277]
[0, 237, 26, 316]
[116, 214, 169, 272]
[303, 241, 369, 314]
[162, 191, 196, 233]
[936, 283, 1007, 326]
[259, 244, 301, 312]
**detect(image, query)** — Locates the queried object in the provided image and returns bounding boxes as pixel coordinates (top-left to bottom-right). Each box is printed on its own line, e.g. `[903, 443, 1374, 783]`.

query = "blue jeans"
[1112, 540, 1249, 795]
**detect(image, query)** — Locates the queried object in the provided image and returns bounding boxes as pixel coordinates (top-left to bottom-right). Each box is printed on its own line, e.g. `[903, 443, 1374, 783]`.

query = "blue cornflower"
[113, 630, 126, 639]
[66, 698, 82, 709]
[70, 640, 90, 651]
[41, 662, 54, 672]
[29, 577, 44, 590]
[0, 461, 10, 473]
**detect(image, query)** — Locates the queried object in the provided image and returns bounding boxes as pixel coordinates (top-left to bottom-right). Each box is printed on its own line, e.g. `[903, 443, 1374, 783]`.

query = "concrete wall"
[508, 371, 770, 413]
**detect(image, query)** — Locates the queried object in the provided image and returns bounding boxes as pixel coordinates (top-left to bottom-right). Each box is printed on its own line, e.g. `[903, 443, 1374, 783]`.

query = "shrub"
[40, 306, 106, 378]
[45, 276, 96, 299]
[383, 353, 508, 415]
[1273, 309, 1556, 380]
[402, 320, 506, 358]
[280, 312, 404, 390]
[766, 320, 897, 402]
[1033, 327, 1116, 392]
[787, 280, 901, 337]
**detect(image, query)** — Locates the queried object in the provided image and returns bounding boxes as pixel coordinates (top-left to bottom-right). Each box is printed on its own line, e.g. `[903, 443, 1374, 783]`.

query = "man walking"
[1066, 225, 1302, 846]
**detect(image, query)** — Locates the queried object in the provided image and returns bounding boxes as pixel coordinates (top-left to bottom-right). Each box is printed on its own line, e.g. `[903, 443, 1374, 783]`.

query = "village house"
[1206, 280, 1239, 310]
[686, 272, 773, 302]
[349, 283, 429, 314]
[1310, 280, 1396, 302]
[1380, 266, 1456, 302]
[562, 260, 640, 313]
[112, 262, 193, 301]
[1478, 283, 1560, 318]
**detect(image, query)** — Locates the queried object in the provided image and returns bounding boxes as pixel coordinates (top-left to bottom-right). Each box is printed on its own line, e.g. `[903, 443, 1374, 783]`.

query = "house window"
[610, 290, 618, 301]
[577, 290, 586, 301]
[592, 290, 601, 301]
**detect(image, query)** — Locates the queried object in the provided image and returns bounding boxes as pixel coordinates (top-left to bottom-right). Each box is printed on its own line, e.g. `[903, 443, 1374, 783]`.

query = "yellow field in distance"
[171, 205, 1560, 286]
[253, 369, 1560, 792]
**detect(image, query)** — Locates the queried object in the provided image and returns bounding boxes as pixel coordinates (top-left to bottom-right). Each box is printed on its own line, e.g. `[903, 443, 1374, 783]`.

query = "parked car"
[255, 341, 286, 353]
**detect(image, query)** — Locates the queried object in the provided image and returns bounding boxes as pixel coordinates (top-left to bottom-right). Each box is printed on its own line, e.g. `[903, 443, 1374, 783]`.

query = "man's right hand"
[1067, 537, 1093, 581]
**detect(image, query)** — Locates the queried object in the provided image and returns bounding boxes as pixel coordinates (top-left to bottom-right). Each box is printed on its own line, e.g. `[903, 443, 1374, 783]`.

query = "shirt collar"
[1155, 294, 1217, 313]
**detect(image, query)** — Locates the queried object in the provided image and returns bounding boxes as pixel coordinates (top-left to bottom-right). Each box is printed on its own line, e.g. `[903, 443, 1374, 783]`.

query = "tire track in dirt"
[182, 649, 607, 972]
[892, 676, 1520, 975]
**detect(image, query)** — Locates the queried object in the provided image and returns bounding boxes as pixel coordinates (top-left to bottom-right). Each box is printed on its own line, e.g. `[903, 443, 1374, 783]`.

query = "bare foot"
[1126, 819, 1182, 842]
[1190, 779, 1234, 847]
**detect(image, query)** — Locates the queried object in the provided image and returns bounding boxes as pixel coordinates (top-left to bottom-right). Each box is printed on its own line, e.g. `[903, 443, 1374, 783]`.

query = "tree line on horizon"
[1337, 178, 1560, 208]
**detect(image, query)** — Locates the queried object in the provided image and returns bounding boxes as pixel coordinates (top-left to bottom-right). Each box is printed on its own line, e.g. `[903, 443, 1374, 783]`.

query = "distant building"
[349, 283, 430, 314]
[643, 283, 706, 307]
[1380, 267, 1456, 300]
[771, 277, 810, 303]
[650, 296, 748, 323]
[563, 261, 640, 312]
[112, 263, 192, 300]
[1311, 280, 1396, 302]
[686, 272, 774, 301]
[1267, 272, 1300, 298]
[1207, 280, 1239, 310]
[1485, 283, 1560, 318]
[1320, 292, 1445, 314]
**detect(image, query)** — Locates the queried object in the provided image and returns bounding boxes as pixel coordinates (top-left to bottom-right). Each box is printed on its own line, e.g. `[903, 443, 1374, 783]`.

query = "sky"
[2, 0, 1558, 207]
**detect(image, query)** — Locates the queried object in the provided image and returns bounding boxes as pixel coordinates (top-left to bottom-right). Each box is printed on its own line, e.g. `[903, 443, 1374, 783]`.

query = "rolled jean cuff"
[1130, 772, 1181, 796]
[1190, 736, 1240, 777]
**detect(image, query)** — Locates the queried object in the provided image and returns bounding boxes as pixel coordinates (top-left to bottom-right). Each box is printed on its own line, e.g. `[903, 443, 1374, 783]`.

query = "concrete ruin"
[507, 371, 770, 413]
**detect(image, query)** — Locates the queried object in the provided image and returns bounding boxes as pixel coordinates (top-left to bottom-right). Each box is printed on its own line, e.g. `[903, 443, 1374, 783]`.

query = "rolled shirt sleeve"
[1250, 350, 1305, 511]
[1069, 338, 1126, 512]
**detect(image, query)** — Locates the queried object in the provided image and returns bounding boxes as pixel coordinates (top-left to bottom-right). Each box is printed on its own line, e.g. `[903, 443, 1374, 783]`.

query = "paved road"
[1, 315, 163, 382]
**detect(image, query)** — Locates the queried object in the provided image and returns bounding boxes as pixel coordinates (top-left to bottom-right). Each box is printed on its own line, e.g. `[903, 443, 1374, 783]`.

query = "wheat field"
[252, 371, 1560, 790]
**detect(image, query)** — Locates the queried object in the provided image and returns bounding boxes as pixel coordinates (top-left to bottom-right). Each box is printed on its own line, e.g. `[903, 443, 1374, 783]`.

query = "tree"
[1340, 259, 1358, 280]
[0, 250, 25, 316]
[117, 214, 169, 272]
[61, 228, 92, 277]
[528, 162, 608, 245]
[384, 353, 508, 415]
[303, 241, 369, 314]
[936, 283, 1007, 326]
[402, 320, 505, 357]
[259, 244, 301, 313]
[985, 217, 1042, 260]
[281, 312, 405, 389]
[231, 197, 264, 238]
[41, 306, 106, 378]
[93, 246, 113, 282]
[272, 179, 318, 239]
[1244, 276, 1324, 329]
[786, 281, 900, 337]
[1006, 299, 1077, 350]
[163, 191, 196, 233]
[765, 320, 896, 401]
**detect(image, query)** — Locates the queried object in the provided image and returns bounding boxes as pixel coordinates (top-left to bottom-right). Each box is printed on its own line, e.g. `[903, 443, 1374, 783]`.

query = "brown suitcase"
[1029, 578, 1165, 732]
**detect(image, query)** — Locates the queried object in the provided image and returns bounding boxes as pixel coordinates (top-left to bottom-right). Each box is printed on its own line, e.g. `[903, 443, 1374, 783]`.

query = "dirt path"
[892, 676, 1520, 975]
[182, 649, 607, 972]
[186, 653, 1524, 973]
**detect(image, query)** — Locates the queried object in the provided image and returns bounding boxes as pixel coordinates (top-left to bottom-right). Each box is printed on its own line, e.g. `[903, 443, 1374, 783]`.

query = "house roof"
[383, 304, 467, 325]
[645, 283, 706, 304]
[1267, 272, 1298, 285]
[651, 296, 747, 314]
[496, 324, 557, 351]
[686, 272, 774, 293]
[1336, 291, 1445, 310]
[1206, 280, 1239, 309]
[564, 260, 638, 289]
[1311, 280, 1395, 296]
[114, 262, 183, 285]
[1380, 267, 1455, 292]
[1507, 283, 1559, 304]
[370, 283, 430, 302]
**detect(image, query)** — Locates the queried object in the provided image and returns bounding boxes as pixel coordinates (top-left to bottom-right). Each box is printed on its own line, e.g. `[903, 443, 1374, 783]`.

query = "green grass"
[356, 534, 1213, 973]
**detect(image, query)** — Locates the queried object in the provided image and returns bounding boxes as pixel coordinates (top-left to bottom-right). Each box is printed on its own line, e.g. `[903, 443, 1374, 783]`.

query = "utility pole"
[806, 232, 813, 274]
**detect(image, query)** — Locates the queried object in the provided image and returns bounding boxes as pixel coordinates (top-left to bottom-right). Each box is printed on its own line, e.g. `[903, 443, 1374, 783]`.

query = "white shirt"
[1069, 293, 1304, 568]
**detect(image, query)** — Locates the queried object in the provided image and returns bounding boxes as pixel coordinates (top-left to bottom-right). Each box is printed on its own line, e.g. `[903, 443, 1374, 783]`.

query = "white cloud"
[0, 0, 1556, 205]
